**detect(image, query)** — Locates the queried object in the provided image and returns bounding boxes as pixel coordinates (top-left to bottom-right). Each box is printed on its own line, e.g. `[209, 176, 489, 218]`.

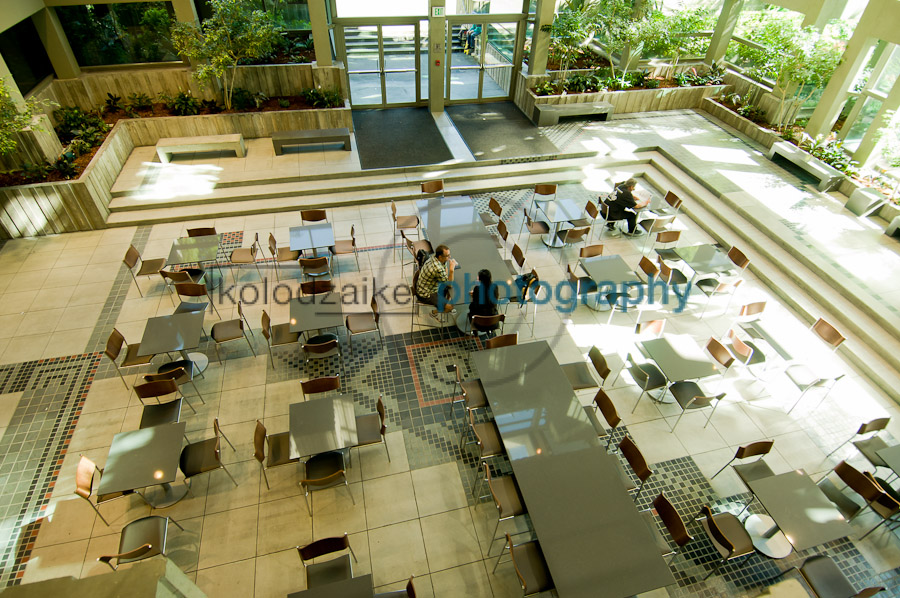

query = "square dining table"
[97, 422, 188, 508]
[640, 334, 718, 381]
[536, 198, 590, 247]
[137, 311, 209, 372]
[290, 223, 335, 256]
[289, 397, 358, 460]
[167, 234, 223, 289]
[289, 292, 344, 334]
[287, 574, 374, 598]
[673, 244, 735, 280]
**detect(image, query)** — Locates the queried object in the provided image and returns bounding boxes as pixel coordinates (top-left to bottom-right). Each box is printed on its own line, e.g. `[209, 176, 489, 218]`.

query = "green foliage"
[533, 80, 562, 96]
[232, 87, 254, 110]
[541, 2, 599, 78]
[53, 151, 78, 179]
[105, 93, 123, 113]
[299, 87, 343, 108]
[171, 0, 283, 109]
[278, 98, 290, 108]
[123, 105, 139, 118]
[53, 106, 109, 146]
[21, 161, 50, 182]
[799, 133, 859, 176]
[0, 77, 56, 156]
[876, 111, 900, 169]
[675, 63, 726, 87]
[127, 92, 153, 110]
[201, 99, 223, 113]
[170, 91, 201, 116]
[67, 138, 92, 157]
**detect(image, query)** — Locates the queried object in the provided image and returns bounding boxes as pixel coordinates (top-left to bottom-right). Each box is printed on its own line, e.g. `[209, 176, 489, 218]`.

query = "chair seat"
[583, 405, 609, 438]
[855, 436, 890, 468]
[395, 215, 420, 229]
[733, 460, 775, 487]
[271, 322, 301, 346]
[665, 268, 689, 285]
[630, 362, 668, 391]
[332, 240, 355, 254]
[304, 451, 346, 489]
[785, 364, 820, 389]
[307, 553, 352, 588]
[179, 438, 220, 477]
[157, 359, 197, 382]
[655, 248, 682, 262]
[409, 239, 433, 255]
[211, 318, 243, 342]
[701, 512, 754, 559]
[561, 362, 598, 391]
[267, 431, 299, 467]
[346, 313, 378, 333]
[355, 413, 383, 446]
[122, 343, 154, 367]
[137, 258, 166, 276]
[118, 516, 168, 563]
[175, 267, 205, 282]
[493, 474, 526, 519]
[669, 381, 708, 410]
[96, 488, 134, 504]
[480, 212, 498, 226]
[513, 541, 554, 594]
[302, 262, 331, 277]
[735, 341, 767, 366]
[799, 555, 856, 598]
[568, 217, 592, 227]
[230, 248, 254, 263]
[276, 247, 301, 262]
[461, 379, 487, 409]
[526, 220, 550, 235]
[139, 399, 182, 429]
[174, 301, 208, 315]
[473, 422, 503, 457]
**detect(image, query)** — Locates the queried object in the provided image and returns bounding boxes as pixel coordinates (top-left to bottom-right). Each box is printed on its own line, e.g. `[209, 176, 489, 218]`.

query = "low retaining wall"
[699, 97, 781, 150]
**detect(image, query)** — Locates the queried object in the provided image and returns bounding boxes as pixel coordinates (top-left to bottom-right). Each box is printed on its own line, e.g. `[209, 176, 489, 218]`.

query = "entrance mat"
[446, 102, 560, 160]
[353, 107, 453, 169]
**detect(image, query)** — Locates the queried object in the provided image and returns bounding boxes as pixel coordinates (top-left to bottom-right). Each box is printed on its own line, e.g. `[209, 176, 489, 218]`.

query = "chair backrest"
[706, 337, 735, 369]
[301, 280, 333, 295]
[420, 180, 444, 194]
[625, 353, 651, 388]
[580, 244, 604, 259]
[370, 296, 380, 323]
[303, 336, 339, 355]
[647, 216, 676, 233]
[297, 533, 350, 563]
[600, 201, 611, 219]
[734, 440, 773, 460]
[511, 244, 525, 269]
[497, 219, 509, 242]
[254, 420, 267, 464]
[656, 230, 680, 245]
[187, 227, 217, 237]
[664, 191, 681, 209]
[105, 328, 125, 361]
[238, 300, 248, 323]
[376, 395, 387, 436]
[301, 376, 340, 396]
[123, 245, 141, 269]
[301, 209, 327, 223]
[505, 533, 545, 595]
[726, 330, 753, 362]
[654, 493, 693, 547]
[619, 435, 652, 482]
[299, 256, 329, 269]
[534, 183, 556, 198]
[727, 246, 750, 270]
[635, 319, 666, 337]
[588, 346, 611, 382]
[699, 505, 735, 556]
[639, 256, 658, 277]
[161, 270, 193, 285]
[739, 301, 766, 318]
[133, 378, 179, 400]
[812, 318, 845, 349]
[563, 227, 589, 243]
[834, 460, 882, 502]
[858, 417, 890, 436]
[468, 409, 486, 448]
[349, 225, 357, 246]
[489, 197, 502, 218]
[593, 389, 621, 429]
[585, 201, 599, 219]
[405, 577, 416, 598]
[472, 314, 505, 330]
[144, 366, 188, 385]
[268, 233, 277, 256]
[485, 333, 517, 349]
[657, 260, 676, 284]
[261, 310, 272, 340]
[175, 281, 209, 299]
[75, 455, 97, 499]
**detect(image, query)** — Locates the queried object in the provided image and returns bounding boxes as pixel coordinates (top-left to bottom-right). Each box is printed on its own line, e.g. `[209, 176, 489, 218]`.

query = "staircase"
[342, 25, 467, 58]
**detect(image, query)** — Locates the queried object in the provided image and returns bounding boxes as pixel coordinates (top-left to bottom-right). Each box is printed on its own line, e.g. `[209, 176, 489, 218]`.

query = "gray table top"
[287, 574, 373, 598]
[290, 223, 335, 252]
[877, 445, 900, 475]
[289, 397, 358, 459]
[472, 342, 674, 597]
[640, 334, 718, 381]
[137, 311, 206, 356]
[579, 255, 641, 286]
[417, 196, 513, 302]
[167, 235, 219, 266]
[673, 244, 734, 276]
[747, 470, 852, 551]
[289, 292, 344, 332]
[536, 197, 587, 223]
[741, 321, 794, 361]
[98, 422, 187, 496]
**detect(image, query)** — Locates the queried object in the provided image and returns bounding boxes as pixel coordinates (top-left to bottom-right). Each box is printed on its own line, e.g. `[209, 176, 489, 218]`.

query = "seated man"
[605, 178, 650, 236]
[416, 244, 457, 319]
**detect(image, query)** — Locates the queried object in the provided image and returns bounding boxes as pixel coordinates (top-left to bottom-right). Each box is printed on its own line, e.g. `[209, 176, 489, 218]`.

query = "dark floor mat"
[446, 102, 560, 160]
[352, 108, 453, 169]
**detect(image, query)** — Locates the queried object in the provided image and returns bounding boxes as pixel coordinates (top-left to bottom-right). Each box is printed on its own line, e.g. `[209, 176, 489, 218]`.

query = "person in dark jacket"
[468, 269, 500, 330]
[605, 178, 649, 235]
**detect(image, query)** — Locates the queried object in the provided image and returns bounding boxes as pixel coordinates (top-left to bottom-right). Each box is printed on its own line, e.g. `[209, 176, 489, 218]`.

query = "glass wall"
[56, 2, 179, 67]
[194, 0, 310, 29]
[0, 17, 54, 95]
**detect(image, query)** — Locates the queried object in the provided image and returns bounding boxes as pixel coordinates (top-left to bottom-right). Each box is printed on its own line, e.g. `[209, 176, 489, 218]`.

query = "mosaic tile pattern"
[0, 354, 100, 586]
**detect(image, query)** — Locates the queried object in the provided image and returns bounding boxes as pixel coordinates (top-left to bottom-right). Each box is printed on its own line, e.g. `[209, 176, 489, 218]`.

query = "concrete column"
[170, 0, 204, 67]
[30, 7, 80, 80]
[805, 34, 876, 136]
[0, 54, 26, 109]
[309, 0, 333, 67]
[528, 0, 556, 76]
[802, 0, 848, 30]
[428, 0, 446, 112]
[853, 82, 900, 166]
[706, 0, 744, 65]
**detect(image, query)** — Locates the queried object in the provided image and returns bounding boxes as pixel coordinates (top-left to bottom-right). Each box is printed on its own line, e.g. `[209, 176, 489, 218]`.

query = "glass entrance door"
[343, 22, 425, 108]
[446, 20, 518, 102]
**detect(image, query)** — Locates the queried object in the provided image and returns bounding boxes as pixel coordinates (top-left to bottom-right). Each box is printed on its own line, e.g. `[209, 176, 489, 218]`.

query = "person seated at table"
[468, 269, 500, 329]
[416, 244, 458, 319]
[605, 178, 650, 236]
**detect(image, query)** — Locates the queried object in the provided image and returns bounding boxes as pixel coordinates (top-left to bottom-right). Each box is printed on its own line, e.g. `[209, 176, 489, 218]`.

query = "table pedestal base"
[186, 352, 210, 373]
[745, 514, 792, 559]
[143, 481, 190, 509]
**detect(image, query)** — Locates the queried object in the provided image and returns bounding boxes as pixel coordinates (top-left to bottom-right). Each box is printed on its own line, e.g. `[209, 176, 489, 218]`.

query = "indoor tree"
[0, 78, 55, 157]
[170, 0, 282, 110]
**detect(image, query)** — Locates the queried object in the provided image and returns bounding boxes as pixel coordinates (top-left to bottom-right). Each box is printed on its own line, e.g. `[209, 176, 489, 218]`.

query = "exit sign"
[432, 7, 445, 17]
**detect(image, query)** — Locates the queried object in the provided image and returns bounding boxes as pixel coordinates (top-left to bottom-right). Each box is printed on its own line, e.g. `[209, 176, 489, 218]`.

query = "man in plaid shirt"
[415, 244, 457, 318]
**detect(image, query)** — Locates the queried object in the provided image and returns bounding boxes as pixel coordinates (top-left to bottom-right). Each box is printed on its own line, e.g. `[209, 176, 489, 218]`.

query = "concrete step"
[638, 152, 900, 403]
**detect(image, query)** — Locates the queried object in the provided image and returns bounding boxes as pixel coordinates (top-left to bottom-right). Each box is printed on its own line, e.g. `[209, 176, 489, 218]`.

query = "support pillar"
[706, 0, 744, 65]
[428, 0, 446, 112]
[171, 0, 204, 67]
[308, 0, 333, 67]
[802, 0, 848, 30]
[805, 34, 876, 136]
[31, 7, 79, 79]
[529, 0, 556, 76]
[853, 82, 900, 166]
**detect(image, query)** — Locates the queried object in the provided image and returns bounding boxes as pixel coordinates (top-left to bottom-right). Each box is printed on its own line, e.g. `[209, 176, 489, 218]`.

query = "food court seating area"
[6, 183, 900, 597]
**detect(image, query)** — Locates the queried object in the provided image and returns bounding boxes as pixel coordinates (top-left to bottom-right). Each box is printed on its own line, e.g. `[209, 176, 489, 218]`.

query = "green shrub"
[532, 80, 560, 96]
[170, 91, 200, 116]
[21, 161, 51, 182]
[104, 93, 122, 113]
[127, 92, 153, 110]
[278, 98, 290, 108]
[201, 99, 222, 113]
[299, 87, 343, 108]
[231, 87, 255, 111]
[68, 138, 92, 157]
[799, 133, 858, 176]
[53, 106, 109, 145]
[53, 151, 78, 179]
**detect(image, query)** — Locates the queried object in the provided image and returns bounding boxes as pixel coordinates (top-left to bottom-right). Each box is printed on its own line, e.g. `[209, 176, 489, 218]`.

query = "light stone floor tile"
[67, 408, 127, 452]
[311, 481, 367, 539]
[411, 462, 469, 517]
[431, 560, 496, 598]
[197, 504, 258, 570]
[359, 430, 410, 480]
[195, 558, 256, 598]
[43, 327, 92, 358]
[257, 495, 312, 556]
[420, 507, 482, 571]
[363, 471, 419, 529]
[255, 548, 308, 598]
[368, 519, 429, 587]
[21, 539, 89, 584]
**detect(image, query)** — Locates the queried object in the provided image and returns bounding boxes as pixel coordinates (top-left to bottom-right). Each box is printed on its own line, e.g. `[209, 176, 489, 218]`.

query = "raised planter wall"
[0, 116, 63, 172]
[699, 97, 782, 150]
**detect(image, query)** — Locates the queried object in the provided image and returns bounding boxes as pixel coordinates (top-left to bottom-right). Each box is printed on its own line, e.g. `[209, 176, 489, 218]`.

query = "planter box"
[518, 83, 728, 124]
[699, 98, 782, 150]
[0, 104, 351, 239]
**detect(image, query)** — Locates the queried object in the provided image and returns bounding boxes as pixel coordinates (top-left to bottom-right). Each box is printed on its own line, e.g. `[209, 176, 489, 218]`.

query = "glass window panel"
[874, 46, 900, 96]
[420, 21, 431, 100]
[384, 25, 418, 104]
[448, 0, 523, 15]
[349, 73, 382, 105]
[336, 0, 426, 17]
[449, 67, 481, 100]
[0, 17, 54, 95]
[57, 2, 179, 67]
[844, 97, 883, 152]
[345, 26, 380, 73]
[483, 23, 515, 97]
[386, 72, 418, 103]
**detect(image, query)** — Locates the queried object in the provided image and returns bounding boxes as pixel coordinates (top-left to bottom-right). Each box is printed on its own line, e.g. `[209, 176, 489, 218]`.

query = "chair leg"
[182, 394, 197, 414]
[219, 427, 235, 450]
[89, 501, 110, 526]
[301, 487, 312, 516]
[130, 271, 144, 298]
[670, 410, 686, 433]
[711, 458, 735, 479]
[244, 333, 257, 357]
[220, 463, 239, 486]
[343, 480, 356, 505]
[860, 518, 890, 540]
[169, 516, 185, 531]
[261, 465, 270, 490]
[114, 365, 129, 390]
[631, 389, 647, 414]
[183, 478, 194, 497]
[189, 380, 205, 404]
[383, 437, 391, 462]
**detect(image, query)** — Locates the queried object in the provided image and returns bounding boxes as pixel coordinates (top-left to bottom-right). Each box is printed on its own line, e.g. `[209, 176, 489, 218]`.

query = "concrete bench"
[845, 187, 888, 218]
[533, 101, 614, 127]
[767, 140, 843, 192]
[272, 128, 351, 154]
[156, 134, 245, 163]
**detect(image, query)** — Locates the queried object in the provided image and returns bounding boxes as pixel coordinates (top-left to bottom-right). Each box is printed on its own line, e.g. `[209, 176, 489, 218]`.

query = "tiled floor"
[5, 112, 900, 596]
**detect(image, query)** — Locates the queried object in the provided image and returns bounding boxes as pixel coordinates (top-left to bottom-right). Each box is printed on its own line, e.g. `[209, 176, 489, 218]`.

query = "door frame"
[444, 14, 526, 105]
